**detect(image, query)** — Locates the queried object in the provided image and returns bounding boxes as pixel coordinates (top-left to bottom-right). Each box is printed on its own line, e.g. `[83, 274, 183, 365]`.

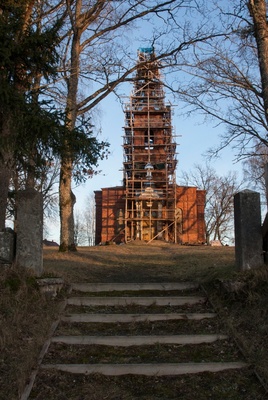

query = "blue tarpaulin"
[139, 47, 153, 53]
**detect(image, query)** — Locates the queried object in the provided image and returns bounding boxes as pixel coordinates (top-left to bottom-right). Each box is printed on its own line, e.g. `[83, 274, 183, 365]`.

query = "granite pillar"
[16, 188, 43, 276]
[234, 190, 263, 270]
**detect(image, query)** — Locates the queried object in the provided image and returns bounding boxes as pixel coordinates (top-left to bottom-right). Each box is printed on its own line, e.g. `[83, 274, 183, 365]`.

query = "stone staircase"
[25, 281, 261, 399]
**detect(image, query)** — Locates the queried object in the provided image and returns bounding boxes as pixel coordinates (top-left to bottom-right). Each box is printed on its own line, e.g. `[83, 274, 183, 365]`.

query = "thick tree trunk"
[58, 1, 81, 251]
[248, 0, 268, 126]
[59, 157, 76, 251]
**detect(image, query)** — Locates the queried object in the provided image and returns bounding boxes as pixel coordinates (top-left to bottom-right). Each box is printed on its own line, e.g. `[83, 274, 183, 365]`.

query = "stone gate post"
[234, 190, 264, 270]
[16, 188, 43, 276]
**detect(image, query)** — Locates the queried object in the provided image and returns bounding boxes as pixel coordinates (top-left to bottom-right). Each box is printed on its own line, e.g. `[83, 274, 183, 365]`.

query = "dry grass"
[207, 264, 268, 390]
[1, 242, 268, 399]
[0, 265, 62, 400]
[43, 242, 236, 284]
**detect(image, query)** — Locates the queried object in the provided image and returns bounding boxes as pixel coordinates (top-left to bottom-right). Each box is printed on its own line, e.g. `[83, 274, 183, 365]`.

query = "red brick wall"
[196, 189, 206, 243]
[95, 185, 206, 245]
[176, 186, 205, 244]
[94, 190, 103, 245]
[95, 187, 125, 244]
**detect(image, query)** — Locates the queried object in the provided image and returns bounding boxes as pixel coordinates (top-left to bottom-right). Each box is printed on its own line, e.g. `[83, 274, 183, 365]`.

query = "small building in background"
[95, 48, 205, 245]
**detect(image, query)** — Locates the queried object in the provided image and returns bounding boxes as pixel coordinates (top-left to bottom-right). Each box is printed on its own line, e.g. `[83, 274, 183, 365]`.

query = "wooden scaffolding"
[123, 48, 178, 243]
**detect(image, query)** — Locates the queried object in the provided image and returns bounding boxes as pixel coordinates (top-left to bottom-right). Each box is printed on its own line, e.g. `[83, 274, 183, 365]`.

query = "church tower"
[94, 49, 205, 245]
[123, 48, 177, 242]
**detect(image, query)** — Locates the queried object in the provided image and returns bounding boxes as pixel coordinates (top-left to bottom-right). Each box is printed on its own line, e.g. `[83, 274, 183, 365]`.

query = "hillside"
[0, 243, 267, 399]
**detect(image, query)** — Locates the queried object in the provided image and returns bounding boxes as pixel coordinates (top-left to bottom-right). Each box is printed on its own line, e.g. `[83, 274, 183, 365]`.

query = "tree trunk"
[248, 0, 268, 126]
[59, 156, 76, 251]
[59, 1, 81, 251]
[205, 231, 210, 245]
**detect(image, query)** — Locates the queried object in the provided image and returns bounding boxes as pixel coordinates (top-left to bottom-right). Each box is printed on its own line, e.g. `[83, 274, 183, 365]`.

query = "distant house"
[43, 239, 59, 247]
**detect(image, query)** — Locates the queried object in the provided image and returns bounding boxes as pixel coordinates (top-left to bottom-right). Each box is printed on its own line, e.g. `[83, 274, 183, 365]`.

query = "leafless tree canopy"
[243, 141, 268, 207]
[165, 0, 268, 162]
[179, 164, 242, 244]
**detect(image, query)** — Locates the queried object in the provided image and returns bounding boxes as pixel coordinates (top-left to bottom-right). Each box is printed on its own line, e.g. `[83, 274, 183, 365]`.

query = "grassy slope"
[0, 243, 267, 399]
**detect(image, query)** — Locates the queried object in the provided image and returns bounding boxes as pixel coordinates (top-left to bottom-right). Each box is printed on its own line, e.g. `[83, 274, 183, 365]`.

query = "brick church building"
[95, 48, 205, 245]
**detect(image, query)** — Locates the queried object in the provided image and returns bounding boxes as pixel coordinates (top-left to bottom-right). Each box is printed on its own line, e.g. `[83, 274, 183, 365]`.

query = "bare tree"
[248, 0, 268, 128]
[243, 142, 268, 209]
[7, 158, 60, 227]
[84, 193, 96, 246]
[73, 193, 96, 246]
[159, 1, 268, 161]
[179, 164, 242, 244]
[74, 211, 88, 246]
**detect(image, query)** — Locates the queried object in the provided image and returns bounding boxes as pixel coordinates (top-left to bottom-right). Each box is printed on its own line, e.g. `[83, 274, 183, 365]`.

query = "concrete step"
[23, 280, 252, 399]
[43, 283, 248, 384]
[41, 361, 248, 376]
[67, 295, 206, 307]
[71, 282, 199, 293]
[62, 312, 217, 323]
[52, 334, 228, 346]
